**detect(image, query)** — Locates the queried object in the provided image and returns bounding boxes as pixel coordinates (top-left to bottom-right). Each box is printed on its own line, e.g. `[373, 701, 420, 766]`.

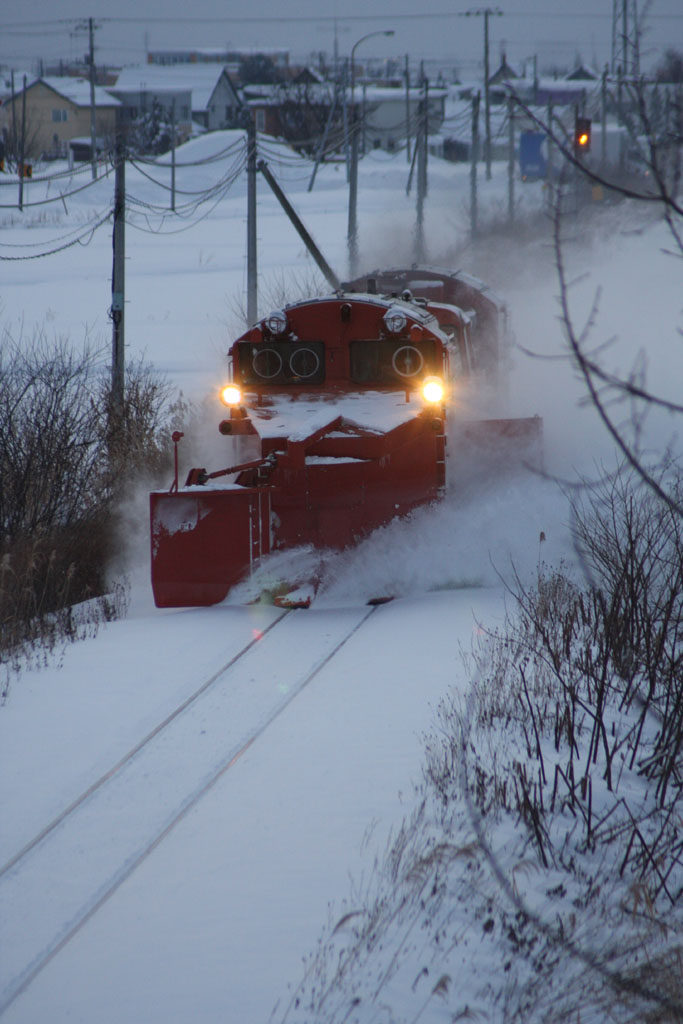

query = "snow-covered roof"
[9, 76, 120, 107]
[113, 65, 235, 110]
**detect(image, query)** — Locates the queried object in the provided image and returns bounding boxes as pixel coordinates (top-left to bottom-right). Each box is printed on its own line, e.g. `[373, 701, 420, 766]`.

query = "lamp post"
[347, 29, 394, 276]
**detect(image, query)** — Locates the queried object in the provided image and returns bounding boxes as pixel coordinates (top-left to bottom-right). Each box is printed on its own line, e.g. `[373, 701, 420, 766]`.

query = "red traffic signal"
[574, 117, 591, 154]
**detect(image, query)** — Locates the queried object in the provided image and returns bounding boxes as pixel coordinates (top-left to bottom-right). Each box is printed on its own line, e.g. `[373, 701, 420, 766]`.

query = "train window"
[253, 348, 283, 379]
[350, 339, 437, 385]
[392, 345, 424, 378]
[289, 346, 321, 379]
[235, 341, 325, 385]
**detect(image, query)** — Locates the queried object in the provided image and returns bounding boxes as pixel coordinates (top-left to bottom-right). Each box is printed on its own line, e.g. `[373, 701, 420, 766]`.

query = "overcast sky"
[2, 1, 681, 78]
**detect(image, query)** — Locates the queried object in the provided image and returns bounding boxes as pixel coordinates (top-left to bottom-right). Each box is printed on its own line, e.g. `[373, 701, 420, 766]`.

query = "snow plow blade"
[458, 415, 543, 469]
[150, 488, 271, 608]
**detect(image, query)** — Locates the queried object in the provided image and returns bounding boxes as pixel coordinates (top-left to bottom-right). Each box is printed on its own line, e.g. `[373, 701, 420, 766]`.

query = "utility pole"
[421, 69, 429, 199]
[404, 54, 411, 164]
[601, 66, 608, 171]
[170, 99, 176, 211]
[470, 92, 480, 239]
[111, 138, 125, 415]
[611, 0, 639, 78]
[10, 71, 18, 173]
[546, 99, 554, 204]
[88, 17, 97, 180]
[415, 81, 427, 262]
[246, 114, 258, 325]
[348, 105, 360, 276]
[507, 94, 515, 225]
[19, 75, 26, 212]
[461, 8, 503, 182]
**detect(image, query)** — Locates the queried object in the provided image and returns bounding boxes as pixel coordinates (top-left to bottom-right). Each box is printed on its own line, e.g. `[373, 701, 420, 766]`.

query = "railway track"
[0, 603, 378, 1016]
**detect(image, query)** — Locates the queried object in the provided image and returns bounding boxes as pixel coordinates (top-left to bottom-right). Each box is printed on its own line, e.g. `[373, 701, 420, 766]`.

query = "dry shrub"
[0, 328, 178, 683]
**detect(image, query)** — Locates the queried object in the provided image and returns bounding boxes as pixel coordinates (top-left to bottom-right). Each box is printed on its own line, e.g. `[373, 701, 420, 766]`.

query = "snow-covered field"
[1, 133, 681, 1021]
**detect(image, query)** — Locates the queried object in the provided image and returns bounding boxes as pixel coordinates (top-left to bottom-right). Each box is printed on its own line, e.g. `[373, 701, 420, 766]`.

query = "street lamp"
[347, 29, 395, 276]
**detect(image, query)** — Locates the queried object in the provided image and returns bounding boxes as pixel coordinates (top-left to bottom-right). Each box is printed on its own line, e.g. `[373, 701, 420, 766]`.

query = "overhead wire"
[0, 208, 112, 260]
[0, 164, 114, 208]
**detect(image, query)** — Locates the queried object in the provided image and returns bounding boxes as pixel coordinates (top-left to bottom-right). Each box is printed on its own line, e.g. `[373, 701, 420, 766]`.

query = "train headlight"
[421, 376, 445, 404]
[265, 310, 289, 336]
[220, 384, 242, 406]
[383, 306, 408, 335]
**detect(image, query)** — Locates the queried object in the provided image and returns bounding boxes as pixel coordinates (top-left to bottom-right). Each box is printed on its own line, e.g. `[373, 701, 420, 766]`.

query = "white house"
[111, 66, 242, 135]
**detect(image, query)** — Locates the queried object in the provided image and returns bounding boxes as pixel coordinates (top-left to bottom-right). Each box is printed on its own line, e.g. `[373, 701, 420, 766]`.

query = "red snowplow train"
[150, 268, 541, 607]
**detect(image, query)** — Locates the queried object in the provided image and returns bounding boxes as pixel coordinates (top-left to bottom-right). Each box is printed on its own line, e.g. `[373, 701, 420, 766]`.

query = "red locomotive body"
[150, 293, 451, 608]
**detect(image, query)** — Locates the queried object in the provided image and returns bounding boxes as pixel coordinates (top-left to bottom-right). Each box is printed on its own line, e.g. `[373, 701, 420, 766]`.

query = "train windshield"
[349, 339, 437, 385]
[235, 341, 325, 385]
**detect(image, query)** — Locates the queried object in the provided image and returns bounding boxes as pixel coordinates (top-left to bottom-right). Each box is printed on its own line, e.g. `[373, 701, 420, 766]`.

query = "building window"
[52, 109, 68, 122]
[256, 110, 265, 131]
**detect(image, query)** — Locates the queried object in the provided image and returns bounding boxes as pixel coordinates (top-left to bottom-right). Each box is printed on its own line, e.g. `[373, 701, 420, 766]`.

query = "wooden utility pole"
[111, 139, 125, 413]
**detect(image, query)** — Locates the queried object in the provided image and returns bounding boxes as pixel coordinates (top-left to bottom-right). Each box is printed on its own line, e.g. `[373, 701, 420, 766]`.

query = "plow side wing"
[150, 488, 271, 607]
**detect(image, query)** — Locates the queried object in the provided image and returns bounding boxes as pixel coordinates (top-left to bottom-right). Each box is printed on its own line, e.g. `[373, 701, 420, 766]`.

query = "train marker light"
[220, 384, 242, 406]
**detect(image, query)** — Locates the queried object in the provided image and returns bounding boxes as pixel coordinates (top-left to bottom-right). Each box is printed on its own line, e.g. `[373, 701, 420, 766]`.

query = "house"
[243, 81, 446, 154]
[566, 63, 600, 81]
[110, 66, 242, 136]
[357, 85, 446, 151]
[0, 76, 120, 159]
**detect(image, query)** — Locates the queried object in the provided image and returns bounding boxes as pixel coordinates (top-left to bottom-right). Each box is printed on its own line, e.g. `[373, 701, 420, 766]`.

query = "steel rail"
[0, 603, 379, 1016]
[0, 608, 290, 881]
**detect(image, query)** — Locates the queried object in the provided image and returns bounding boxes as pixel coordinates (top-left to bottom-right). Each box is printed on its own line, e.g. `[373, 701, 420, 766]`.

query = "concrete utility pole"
[611, 0, 640, 78]
[404, 54, 411, 164]
[246, 115, 258, 325]
[507, 95, 515, 224]
[415, 79, 427, 262]
[19, 75, 26, 212]
[111, 139, 125, 414]
[461, 7, 503, 181]
[170, 99, 176, 211]
[470, 91, 481, 238]
[88, 18, 97, 180]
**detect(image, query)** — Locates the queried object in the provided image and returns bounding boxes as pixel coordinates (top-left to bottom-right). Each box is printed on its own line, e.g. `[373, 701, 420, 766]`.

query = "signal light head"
[220, 384, 242, 406]
[574, 117, 592, 153]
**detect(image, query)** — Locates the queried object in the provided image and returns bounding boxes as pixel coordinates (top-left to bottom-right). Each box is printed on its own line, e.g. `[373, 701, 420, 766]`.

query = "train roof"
[343, 264, 507, 317]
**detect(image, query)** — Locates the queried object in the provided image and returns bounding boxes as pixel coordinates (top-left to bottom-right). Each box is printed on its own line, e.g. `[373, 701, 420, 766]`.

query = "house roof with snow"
[113, 66, 239, 111]
[566, 63, 600, 81]
[3, 76, 120, 108]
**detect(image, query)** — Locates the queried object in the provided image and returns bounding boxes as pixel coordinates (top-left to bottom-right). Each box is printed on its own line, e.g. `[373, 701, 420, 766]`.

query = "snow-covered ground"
[1, 133, 681, 1021]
